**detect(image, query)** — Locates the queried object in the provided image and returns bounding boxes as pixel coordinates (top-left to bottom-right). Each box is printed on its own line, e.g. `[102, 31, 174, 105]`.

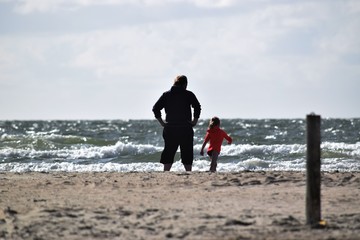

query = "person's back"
[152, 75, 201, 171]
[160, 86, 198, 124]
[200, 117, 232, 172]
[206, 126, 230, 153]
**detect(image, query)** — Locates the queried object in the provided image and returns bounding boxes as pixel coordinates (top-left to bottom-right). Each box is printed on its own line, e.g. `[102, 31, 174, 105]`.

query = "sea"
[0, 119, 359, 173]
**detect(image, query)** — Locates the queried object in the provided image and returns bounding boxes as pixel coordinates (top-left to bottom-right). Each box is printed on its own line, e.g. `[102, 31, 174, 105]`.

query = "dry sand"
[0, 171, 359, 240]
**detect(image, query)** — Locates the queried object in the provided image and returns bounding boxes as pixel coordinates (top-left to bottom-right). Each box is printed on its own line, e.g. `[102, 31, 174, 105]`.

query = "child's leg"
[210, 151, 219, 172]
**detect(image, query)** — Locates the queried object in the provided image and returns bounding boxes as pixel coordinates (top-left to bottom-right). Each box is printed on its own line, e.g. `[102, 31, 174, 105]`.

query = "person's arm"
[156, 117, 167, 127]
[200, 134, 210, 156]
[191, 92, 201, 126]
[152, 93, 166, 126]
[190, 118, 198, 127]
[200, 141, 207, 156]
[224, 133, 232, 144]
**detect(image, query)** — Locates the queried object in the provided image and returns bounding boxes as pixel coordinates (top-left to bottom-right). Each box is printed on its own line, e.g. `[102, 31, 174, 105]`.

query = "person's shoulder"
[221, 129, 231, 138]
[162, 88, 172, 95]
[208, 127, 218, 133]
[185, 89, 198, 98]
[219, 128, 227, 134]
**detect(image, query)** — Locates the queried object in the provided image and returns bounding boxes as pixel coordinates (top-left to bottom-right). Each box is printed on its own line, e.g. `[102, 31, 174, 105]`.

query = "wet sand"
[0, 171, 359, 239]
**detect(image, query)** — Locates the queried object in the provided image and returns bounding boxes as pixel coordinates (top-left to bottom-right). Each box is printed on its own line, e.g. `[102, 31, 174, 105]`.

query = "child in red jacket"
[200, 117, 232, 172]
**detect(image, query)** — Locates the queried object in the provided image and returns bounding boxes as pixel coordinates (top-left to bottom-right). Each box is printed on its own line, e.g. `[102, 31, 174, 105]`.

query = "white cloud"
[12, 0, 234, 14]
[186, 0, 237, 8]
[1, 0, 359, 119]
[318, 22, 360, 56]
[0, 44, 16, 70]
[4, 1, 358, 84]
[13, 0, 131, 14]
[67, 29, 172, 79]
[346, 0, 360, 14]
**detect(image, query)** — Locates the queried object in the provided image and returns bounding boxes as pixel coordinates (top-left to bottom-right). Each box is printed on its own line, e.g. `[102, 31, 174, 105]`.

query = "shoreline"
[1, 171, 359, 239]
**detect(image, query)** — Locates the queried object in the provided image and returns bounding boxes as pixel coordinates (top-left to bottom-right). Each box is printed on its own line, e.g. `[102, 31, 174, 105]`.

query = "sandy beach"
[0, 171, 359, 239]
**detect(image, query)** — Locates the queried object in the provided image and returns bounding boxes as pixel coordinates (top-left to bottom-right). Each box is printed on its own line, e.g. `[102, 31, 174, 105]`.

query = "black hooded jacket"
[152, 86, 201, 125]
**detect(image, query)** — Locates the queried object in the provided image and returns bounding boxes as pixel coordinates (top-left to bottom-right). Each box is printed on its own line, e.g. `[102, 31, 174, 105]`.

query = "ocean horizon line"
[1, 116, 360, 121]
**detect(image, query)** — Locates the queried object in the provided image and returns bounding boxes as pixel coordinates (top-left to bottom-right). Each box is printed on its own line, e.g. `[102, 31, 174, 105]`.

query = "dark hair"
[209, 117, 220, 129]
[173, 75, 188, 87]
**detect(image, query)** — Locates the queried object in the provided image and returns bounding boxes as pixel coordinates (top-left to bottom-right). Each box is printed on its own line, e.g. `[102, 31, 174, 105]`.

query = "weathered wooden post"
[306, 114, 321, 226]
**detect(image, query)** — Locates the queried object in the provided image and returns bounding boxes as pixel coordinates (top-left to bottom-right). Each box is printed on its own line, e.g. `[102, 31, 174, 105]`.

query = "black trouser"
[160, 125, 194, 165]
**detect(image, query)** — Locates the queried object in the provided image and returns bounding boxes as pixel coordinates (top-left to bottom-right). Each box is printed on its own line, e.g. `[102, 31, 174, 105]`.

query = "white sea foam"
[2, 118, 360, 173]
[0, 141, 162, 160]
[1, 140, 359, 172]
[1, 158, 358, 173]
[322, 142, 360, 156]
[194, 143, 306, 157]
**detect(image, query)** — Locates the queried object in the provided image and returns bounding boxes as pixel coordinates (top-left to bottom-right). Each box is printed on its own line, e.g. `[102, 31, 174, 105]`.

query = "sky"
[0, 0, 359, 120]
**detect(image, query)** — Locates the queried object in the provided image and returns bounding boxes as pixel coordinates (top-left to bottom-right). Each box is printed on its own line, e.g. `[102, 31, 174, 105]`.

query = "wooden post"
[306, 114, 321, 226]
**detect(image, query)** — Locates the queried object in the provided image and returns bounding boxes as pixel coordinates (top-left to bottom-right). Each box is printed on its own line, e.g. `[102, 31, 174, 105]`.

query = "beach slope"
[1, 171, 359, 239]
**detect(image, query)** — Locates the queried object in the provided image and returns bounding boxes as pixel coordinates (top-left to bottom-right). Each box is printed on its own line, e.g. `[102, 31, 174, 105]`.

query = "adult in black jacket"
[152, 75, 201, 171]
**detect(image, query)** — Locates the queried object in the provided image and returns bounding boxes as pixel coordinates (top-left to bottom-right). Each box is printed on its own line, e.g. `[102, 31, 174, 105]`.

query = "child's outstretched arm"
[200, 135, 210, 156]
[225, 133, 232, 144]
[200, 140, 207, 156]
